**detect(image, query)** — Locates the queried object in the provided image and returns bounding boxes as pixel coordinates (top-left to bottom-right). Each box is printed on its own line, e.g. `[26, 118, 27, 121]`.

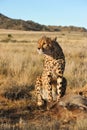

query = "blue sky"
[0, 0, 87, 28]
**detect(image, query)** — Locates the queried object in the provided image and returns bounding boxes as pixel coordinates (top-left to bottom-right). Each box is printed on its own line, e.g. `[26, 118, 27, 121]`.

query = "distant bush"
[8, 34, 13, 38]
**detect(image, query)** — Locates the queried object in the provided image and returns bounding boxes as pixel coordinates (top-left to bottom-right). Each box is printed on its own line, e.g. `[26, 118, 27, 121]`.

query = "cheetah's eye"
[43, 42, 45, 45]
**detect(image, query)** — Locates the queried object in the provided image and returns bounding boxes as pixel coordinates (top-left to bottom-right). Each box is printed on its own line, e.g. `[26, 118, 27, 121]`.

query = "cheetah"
[35, 36, 66, 109]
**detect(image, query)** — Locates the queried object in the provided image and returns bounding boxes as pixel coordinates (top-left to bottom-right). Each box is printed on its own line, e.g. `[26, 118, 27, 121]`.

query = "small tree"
[8, 34, 13, 38]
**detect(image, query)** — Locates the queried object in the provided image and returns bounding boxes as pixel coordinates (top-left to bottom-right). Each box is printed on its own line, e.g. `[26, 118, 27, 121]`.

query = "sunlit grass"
[0, 29, 87, 130]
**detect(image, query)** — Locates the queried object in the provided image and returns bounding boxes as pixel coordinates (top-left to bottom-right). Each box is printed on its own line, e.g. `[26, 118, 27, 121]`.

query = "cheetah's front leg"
[35, 76, 44, 106]
[44, 75, 54, 110]
[45, 75, 53, 103]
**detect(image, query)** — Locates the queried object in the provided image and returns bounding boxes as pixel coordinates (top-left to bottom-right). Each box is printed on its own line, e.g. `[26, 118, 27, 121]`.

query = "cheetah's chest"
[43, 57, 64, 79]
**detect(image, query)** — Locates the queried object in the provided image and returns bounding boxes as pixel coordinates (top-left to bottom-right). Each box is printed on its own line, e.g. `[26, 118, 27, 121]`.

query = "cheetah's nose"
[38, 47, 40, 50]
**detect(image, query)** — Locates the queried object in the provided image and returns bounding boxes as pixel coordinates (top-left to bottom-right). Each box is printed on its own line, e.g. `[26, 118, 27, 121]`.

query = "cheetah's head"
[37, 36, 57, 55]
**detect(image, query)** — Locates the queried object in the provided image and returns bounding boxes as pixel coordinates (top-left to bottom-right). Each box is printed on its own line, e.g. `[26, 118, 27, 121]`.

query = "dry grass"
[0, 29, 87, 129]
[74, 118, 87, 130]
[0, 30, 87, 91]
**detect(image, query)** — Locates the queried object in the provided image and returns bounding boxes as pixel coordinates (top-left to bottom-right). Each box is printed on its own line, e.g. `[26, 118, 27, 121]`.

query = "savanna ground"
[0, 29, 87, 130]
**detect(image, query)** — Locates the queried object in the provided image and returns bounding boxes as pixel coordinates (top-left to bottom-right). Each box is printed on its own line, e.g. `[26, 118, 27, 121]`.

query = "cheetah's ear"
[52, 37, 57, 42]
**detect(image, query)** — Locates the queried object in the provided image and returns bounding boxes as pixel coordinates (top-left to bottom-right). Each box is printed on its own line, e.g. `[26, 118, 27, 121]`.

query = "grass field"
[0, 29, 87, 129]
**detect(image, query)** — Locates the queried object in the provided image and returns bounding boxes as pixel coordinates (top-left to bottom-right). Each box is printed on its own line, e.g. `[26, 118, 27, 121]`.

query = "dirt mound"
[26, 93, 87, 130]
[59, 94, 87, 110]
